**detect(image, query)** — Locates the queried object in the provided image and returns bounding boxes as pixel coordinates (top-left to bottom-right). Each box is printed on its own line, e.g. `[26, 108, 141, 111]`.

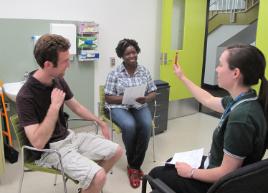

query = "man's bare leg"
[82, 146, 123, 193]
[82, 169, 106, 193]
[99, 146, 123, 172]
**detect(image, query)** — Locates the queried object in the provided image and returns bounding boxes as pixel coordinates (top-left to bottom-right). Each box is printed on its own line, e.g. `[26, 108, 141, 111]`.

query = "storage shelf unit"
[77, 22, 99, 61]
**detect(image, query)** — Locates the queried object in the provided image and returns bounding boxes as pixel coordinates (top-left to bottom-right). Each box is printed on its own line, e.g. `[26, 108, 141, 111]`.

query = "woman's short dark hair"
[115, 38, 141, 58]
[34, 34, 70, 68]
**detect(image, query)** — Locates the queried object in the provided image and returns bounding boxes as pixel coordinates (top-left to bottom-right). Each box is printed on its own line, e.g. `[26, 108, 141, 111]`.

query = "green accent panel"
[161, 0, 173, 53]
[256, 0, 268, 80]
[160, 0, 207, 101]
[99, 85, 121, 134]
[208, 4, 259, 33]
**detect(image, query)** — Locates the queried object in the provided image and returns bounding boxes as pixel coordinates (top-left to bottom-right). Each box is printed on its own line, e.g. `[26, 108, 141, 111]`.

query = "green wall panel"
[256, 0, 268, 80]
[160, 0, 207, 101]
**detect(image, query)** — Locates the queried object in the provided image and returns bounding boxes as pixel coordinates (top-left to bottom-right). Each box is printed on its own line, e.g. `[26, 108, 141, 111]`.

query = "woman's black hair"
[226, 44, 268, 148]
[115, 38, 141, 58]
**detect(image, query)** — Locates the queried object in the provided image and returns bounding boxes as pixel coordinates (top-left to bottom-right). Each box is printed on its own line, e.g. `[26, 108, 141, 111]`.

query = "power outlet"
[110, 57, 116, 67]
[5, 102, 10, 111]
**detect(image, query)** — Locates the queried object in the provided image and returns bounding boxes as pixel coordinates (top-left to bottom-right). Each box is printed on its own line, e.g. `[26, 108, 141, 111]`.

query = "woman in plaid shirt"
[104, 39, 157, 188]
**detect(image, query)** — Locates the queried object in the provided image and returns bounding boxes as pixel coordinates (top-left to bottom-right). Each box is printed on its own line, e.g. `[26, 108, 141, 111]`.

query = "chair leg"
[152, 126, 156, 162]
[142, 175, 148, 193]
[54, 174, 58, 186]
[95, 123, 99, 135]
[18, 149, 26, 193]
[60, 172, 68, 193]
[18, 168, 25, 193]
[56, 154, 68, 193]
[110, 122, 114, 142]
[109, 121, 114, 175]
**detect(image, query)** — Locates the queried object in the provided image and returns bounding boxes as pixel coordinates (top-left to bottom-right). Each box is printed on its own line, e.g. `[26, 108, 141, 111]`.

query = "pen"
[174, 52, 179, 66]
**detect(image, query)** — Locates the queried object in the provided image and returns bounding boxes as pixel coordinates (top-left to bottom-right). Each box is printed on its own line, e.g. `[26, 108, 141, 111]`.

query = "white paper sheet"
[167, 148, 204, 169]
[122, 84, 146, 108]
[50, 23, 77, 55]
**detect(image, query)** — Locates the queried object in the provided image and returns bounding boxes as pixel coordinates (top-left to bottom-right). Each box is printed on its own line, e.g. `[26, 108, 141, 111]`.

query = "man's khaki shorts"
[36, 130, 119, 189]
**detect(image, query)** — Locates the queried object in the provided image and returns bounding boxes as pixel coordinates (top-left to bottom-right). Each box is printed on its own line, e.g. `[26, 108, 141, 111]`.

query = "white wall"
[204, 24, 247, 85]
[0, 0, 162, 113]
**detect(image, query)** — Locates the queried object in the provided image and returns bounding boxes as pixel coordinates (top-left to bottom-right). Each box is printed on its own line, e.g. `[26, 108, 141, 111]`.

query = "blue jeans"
[109, 106, 152, 169]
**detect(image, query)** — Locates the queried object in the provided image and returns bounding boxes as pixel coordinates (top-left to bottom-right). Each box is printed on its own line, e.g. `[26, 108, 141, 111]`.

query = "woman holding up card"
[148, 44, 268, 193]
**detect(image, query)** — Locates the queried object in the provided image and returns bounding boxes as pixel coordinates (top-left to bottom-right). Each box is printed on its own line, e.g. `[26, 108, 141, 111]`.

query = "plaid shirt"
[104, 63, 157, 109]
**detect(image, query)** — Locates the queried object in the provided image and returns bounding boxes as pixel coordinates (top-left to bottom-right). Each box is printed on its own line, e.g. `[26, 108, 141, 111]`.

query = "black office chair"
[207, 157, 268, 193]
[142, 175, 176, 193]
[142, 158, 268, 193]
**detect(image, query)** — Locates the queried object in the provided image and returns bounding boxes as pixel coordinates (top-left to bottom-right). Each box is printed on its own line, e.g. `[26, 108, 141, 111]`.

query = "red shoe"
[127, 167, 140, 188]
[138, 169, 144, 179]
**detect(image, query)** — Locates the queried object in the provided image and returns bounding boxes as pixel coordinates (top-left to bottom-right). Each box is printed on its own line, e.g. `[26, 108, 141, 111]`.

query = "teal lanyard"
[221, 93, 245, 120]
[217, 93, 245, 129]
[217, 93, 258, 130]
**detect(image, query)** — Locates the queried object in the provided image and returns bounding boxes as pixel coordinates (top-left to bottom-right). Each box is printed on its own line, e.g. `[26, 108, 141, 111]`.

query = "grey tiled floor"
[0, 113, 220, 193]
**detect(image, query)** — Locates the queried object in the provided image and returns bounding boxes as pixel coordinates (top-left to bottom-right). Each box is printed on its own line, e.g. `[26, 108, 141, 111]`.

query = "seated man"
[16, 34, 123, 193]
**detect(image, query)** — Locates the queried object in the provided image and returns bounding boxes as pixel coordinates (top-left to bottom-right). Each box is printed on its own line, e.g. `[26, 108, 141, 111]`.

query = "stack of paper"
[167, 148, 204, 168]
[122, 84, 146, 108]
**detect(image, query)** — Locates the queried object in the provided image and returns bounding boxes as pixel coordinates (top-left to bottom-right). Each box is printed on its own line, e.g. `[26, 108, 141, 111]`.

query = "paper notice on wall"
[50, 23, 77, 55]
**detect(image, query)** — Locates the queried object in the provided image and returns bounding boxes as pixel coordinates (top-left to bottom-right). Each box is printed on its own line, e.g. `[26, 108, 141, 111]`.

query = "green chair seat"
[10, 114, 79, 193]
[99, 85, 156, 162]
